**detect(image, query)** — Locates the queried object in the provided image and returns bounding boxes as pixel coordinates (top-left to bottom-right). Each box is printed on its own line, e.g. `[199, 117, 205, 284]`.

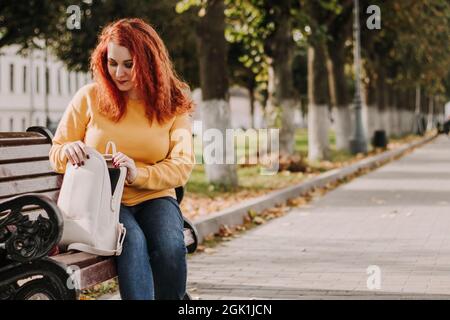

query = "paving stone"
[185, 136, 450, 299]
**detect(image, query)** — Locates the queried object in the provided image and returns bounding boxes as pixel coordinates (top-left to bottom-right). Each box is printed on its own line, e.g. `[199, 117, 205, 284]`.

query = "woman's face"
[107, 42, 135, 92]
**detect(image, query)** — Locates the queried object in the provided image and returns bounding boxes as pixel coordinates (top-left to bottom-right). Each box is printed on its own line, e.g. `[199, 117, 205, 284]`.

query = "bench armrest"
[0, 194, 63, 263]
[183, 217, 198, 254]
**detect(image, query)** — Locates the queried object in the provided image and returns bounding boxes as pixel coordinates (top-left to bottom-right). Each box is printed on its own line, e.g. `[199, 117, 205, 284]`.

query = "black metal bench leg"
[0, 258, 78, 300]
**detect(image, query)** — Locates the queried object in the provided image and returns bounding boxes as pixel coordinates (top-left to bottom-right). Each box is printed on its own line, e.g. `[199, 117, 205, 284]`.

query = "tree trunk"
[376, 63, 389, 134]
[396, 89, 403, 136]
[197, 0, 238, 188]
[388, 87, 400, 137]
[267, 4, 297, 155]
[406, 88, 415, 134]
[378, 70, 392, 138]
[249, 84, 255, 128]
[400, 89, 411, 136]
[412, 84, 424, 135]
[427, 95, 434, 131]
[328, 40, 351, 152]
[307, 42, 330, 161]
[363, 72, 378, 144]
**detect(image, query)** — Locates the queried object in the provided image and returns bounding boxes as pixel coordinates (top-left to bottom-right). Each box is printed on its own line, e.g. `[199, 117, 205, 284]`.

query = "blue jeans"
[115, 196, 187, 300]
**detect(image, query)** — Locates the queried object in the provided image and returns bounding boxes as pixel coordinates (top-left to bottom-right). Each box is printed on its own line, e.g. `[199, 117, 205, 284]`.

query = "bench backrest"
[0, 127, 61, 204]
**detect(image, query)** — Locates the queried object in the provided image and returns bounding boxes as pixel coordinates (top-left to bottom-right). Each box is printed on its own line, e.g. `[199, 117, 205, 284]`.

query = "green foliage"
[175, 0, 205, 14]
[300, 0, 348, 45]
[2, 0, 449, 101]
[361, 0, 450, 97]
[1, 0, 199, 86]
[0, 0, 66, 52]
[225, 0, 270, 96]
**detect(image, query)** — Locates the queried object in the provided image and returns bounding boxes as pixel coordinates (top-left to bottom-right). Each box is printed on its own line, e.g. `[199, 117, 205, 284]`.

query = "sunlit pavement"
[185, 135, 450, 299]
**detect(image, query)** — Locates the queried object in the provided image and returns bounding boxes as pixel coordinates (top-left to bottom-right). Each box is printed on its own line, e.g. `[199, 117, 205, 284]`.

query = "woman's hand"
[112, 152, 138, 184]
[63, 140, 89, 167]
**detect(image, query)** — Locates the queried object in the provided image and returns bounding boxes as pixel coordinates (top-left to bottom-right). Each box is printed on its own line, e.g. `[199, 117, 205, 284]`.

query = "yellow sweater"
[49, 83, 195, 206]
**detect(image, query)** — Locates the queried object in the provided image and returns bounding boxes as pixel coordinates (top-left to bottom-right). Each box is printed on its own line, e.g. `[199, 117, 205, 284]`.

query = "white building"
[0, 44, 91, 132]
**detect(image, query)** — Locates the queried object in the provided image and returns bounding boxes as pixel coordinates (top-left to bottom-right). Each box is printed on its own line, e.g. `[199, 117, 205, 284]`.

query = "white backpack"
[57, 141, 127, 256]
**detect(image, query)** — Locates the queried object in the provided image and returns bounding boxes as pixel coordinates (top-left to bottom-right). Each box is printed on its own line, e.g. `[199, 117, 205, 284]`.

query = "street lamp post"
[349, 0, 367, 154]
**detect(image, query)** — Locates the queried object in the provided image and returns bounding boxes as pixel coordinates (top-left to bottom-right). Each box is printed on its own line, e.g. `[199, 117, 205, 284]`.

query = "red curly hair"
[90, 18, 193, 124]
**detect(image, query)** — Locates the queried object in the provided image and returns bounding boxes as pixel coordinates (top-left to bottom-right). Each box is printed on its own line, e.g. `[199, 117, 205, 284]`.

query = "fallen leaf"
[218, 225, 234, 237]
[203, 233, 215, 242]
[287, 196, 308, 207]
[248, 209, 258, 218]
[196, 245, 206, 252]
[253, 216, 266, 225]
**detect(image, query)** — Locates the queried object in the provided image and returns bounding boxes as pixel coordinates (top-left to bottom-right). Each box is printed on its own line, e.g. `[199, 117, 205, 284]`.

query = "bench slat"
[79, 259, 117, 290]
[0, 189, 61, 204]
[0, 175, 60, 199]
[0, 144, 51, 163]
[40, 189, 61, 202]
[0, 160, 55, 181]
[47, 228, 194, 290]
[0, 133, 48, 147]
[51, 251, 106, 269]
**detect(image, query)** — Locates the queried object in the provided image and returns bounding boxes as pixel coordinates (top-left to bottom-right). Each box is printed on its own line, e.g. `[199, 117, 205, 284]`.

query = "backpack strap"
[105, 141, 117, 157]
[115, 223, 127, 256]
[68, 224, 126, 256]
[110, 167, 127, 212]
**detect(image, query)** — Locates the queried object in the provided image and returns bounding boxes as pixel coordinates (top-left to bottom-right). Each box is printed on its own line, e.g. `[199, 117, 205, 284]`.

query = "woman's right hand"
[63, 140, 89, 167]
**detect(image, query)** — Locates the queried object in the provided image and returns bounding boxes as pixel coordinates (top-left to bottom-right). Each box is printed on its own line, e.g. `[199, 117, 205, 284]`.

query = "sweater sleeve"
[125, 112, 195, 190]
[49, 89, 91, 174]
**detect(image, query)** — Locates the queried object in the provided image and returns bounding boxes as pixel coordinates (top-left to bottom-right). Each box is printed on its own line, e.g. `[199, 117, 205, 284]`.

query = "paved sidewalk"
[186, 135, 450, 299]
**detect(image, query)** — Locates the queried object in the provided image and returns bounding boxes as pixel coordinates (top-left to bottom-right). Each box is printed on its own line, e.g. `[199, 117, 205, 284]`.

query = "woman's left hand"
[112, 152, 138, 184]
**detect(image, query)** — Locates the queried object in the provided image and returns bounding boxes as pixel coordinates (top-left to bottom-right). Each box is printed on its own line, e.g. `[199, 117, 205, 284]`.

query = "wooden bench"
[0, 126, 198, 300]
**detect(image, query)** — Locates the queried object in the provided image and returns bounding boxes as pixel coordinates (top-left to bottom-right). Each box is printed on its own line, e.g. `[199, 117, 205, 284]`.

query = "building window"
[57, 69, 62, 95]
[22, 118, 26, 131]
[9, 118, 14, 131]
[9, 64, 14, 93]
[36, 66, 40, 93]
[68, 72, 71, 94]
[76, 73, 80, 91]
[23, 65, 28, 93]
[45, 67, 50, 95]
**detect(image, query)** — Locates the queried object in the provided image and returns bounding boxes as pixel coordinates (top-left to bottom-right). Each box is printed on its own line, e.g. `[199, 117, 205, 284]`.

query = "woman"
[49, 18, 195, 300]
